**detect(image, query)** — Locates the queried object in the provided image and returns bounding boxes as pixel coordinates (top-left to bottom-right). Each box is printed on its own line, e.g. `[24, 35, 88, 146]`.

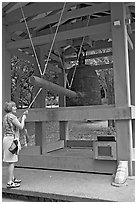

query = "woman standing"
[3, 101, 28, 188]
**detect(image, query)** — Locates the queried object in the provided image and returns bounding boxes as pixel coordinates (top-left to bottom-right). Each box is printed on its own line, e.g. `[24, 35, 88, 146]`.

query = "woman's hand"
[23, 110, 28, 115]
[22, 114, 27, 120]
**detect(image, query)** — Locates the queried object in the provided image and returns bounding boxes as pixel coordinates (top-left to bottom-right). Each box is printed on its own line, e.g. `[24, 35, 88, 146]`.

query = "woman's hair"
[4, 101, 16, 113]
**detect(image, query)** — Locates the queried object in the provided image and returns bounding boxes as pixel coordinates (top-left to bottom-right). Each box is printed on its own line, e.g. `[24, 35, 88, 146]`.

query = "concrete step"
[2, 167, 135, 202]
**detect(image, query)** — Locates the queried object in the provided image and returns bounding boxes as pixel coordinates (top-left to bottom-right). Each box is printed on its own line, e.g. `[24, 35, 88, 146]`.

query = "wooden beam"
[5, 2, 64, 24]
[91, 63, 113, 70]
[63, 40, 112, 54]
[65, 52, 112, 62]
[67, 140, 94, 148]
[7, 3, 110, 33]
[35, 3, 110, 31]
[129, 33, 135, 105]
[127, 33, 133, 50]
[5, 2, 84, 24]
[10, 32, 25, 41]
[17, 105, 135, 122]
[16, 154, 116, 174]
[35, 15, 111, 38]
[2, 2, 16, 14]
[7, 22, 111, 50]
[65, 64, 113, 72]
[129, 34, 135, 149]
[111, 2, 133, 176]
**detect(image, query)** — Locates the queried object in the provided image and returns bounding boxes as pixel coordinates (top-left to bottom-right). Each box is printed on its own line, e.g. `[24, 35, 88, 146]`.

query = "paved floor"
[2, 166, 135, 202]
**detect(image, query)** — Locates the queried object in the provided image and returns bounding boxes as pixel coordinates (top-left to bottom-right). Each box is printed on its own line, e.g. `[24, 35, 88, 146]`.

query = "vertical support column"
[128, 33, 135, 148]
[34, 47, 45, 154]
[111, 3, 133, 175]
[2, 20, 11, 116]
[59, 52, 69, 147]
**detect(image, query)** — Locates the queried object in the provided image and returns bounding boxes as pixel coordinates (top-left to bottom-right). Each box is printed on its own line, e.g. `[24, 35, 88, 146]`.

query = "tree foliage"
[11, 56, 34, 108]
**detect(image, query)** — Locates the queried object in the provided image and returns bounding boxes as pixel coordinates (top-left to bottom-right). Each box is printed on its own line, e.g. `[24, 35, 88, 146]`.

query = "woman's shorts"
[3, 136, 18, 163]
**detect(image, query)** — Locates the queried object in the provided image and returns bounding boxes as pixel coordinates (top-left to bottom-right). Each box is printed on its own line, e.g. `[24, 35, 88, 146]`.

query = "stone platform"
[2, 166, 135, 202]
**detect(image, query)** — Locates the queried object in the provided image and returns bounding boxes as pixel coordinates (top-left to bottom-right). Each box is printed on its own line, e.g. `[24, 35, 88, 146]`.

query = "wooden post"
[59, 52, 69, 147]
[33, 46, 46, 154]
[111, 3, 133, 175]
[2, 20, 11, 115]
[128, 33, 135, 148]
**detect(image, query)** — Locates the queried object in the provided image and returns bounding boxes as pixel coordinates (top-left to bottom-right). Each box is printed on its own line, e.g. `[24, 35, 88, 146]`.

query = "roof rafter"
[7, 3, 110, 34]
[7, 22, 111, 50]
[5, 2, 84, 24]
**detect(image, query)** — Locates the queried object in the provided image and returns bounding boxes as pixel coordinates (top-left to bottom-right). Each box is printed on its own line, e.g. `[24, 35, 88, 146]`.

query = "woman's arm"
[12, 115, 26, 130]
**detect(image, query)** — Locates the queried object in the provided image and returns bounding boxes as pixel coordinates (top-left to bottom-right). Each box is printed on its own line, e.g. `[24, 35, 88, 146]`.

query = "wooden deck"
[16, 146, 135, 175]
[16, 146, 116, 174]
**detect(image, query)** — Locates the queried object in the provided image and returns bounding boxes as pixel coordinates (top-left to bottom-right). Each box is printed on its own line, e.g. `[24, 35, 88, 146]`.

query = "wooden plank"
[5, 2, 65, 24]
[7, 22, 111, 49]
[87, 63, 113, 70]
[17, 105, 135, 122]
[5, 2, 82, 25]
[7, 3, 110, 33]
[2, 2, 16, 14]
[111, 3, 133, 176]
[37, 3, 110, 30]
[35, 15, 111, 38]
[33, 48, 46, 153]
[16, 153, 116, 174]
[10, 32, 25, 41]
[43, 140, 64, 154]
[67, 140, 93, 148]
[63, 40, 112, 54]
[65, 52, 112, 62]
[129, 34, 135, 149]
[58, 71, 69, 146]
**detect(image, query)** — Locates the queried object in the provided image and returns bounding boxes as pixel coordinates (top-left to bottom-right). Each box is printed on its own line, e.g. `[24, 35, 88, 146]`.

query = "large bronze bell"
[66, 64, 101, 106]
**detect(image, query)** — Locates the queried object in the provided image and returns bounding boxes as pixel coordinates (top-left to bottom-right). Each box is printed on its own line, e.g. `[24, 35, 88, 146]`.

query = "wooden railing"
[17, 105, 135, 122]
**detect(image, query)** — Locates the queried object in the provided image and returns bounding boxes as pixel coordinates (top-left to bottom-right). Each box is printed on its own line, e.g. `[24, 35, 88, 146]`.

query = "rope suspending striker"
[42, 2, 66, 76]
[20, 3, 43, 76]
[19, 2, 66, 112]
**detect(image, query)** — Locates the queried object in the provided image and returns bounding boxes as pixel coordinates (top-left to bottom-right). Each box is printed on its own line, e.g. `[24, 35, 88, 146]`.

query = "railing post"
[58, 51, 69, 147]
[111, 2, 133, 175]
